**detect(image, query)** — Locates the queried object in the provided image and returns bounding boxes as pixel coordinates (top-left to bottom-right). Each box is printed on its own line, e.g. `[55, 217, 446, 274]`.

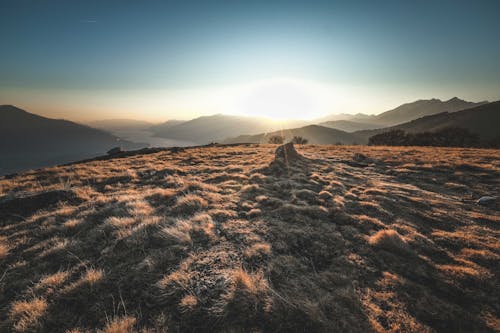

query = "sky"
[1, 0, 500, 121]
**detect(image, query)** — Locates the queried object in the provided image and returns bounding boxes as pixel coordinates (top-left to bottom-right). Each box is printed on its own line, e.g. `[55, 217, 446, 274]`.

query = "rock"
[477, 196, 496, 206]
[353, 153, 369, 162]
[107, 147, 123, 155]
[274, 142, 301, 164]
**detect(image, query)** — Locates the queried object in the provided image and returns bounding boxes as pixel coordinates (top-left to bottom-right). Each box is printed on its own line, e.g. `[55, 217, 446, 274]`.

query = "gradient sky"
[1, 0, 500, 121]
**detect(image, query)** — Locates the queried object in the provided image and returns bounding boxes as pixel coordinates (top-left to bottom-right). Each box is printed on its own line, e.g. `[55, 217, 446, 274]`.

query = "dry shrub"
[162, 213, 216, 246]
[172, 194, 208, 215]
[98, 316, 136, 333]
[82, 268, 104, 285]
[368, 229, 411, 253]
[190, 213, 216, 244]
[318, 190, 333, 200]
[183, 180, 219, 193]
[207, 208, 238, 222]
[246, 208, 261, 218]
[179, 294, 198, 313]
[161, 220, 192, 245]
[10, 298, 48, 332]
[0, 236, 9, 260]
[223, 269, 270, 327]
[37, 271, 70, 288]
[63, 218, 82, 228]
[105, 216, 137, 228]
[294, 189, 317, 202]
[244, 242, 271, 260]
[241, 184, 260, 193]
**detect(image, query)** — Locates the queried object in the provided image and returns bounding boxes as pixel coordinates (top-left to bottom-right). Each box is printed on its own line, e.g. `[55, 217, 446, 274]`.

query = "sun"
[235, 78, 321, 120]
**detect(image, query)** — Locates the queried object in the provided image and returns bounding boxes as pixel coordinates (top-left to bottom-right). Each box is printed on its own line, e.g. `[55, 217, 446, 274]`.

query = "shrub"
[268, 135, 285, 144]
[292, 136, 308, 144]
[369, 127, 480, 147]
[368, 229, 410, 253]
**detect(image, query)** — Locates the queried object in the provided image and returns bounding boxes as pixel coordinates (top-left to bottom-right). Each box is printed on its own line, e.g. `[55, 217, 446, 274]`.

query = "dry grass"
[368, 229, 411, 253]
[98, 316, 136, 333]
[9, 298, 48, 332]
[0, 144, 498, 332]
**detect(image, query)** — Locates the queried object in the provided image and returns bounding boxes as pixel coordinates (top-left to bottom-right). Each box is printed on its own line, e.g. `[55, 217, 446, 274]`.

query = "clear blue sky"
[1, 0, 499, 120]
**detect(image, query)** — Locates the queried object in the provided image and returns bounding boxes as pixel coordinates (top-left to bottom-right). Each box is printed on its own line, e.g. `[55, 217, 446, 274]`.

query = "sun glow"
[234, 78, 319, 120]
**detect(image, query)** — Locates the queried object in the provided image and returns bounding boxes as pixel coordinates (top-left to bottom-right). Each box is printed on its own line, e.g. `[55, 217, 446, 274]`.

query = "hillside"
[0, 144, 498, 332]
[0, 105, 138, 175]
[314, 98, 485, 127]
[320, 120, 382, 132]
[370, 97, 487, 126]
[86, 119, 155, 131]
[355, 100, 500, 143]
[223, 124, 361, 144]
[150, 114, 307, 144]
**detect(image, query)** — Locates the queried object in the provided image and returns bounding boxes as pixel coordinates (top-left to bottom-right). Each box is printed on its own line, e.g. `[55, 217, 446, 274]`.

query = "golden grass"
[368, 229, 410, 253]
[10, 298, 48, 331]
[0, 144, 498, 332]
[98, 316, 136, 333]
[0, 236, 9, 260]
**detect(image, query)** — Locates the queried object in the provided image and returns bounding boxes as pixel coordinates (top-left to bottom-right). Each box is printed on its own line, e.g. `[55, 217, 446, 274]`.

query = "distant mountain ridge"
[315, 97, 487, 132]
[354, 100, 500, 144]
[319, 120, 382, 132]
[150, 114, 308, 143]
[0, 105, 139, 174]
[370, 97, 487, 126]
[224, 100, 499, 146]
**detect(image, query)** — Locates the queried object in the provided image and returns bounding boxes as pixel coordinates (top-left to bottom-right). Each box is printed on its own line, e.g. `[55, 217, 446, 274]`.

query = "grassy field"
[0, 144, 498, 332]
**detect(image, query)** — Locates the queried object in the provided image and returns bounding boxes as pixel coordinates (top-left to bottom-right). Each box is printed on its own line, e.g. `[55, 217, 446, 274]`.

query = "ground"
[0, 144, 498, 332]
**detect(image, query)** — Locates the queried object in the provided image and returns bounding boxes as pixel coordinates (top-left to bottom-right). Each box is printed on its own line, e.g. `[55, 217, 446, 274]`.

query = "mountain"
[223, 124, 361, 145]
[315, 98, 486, 128]
[370, 97, 487, 126]
[354, 100, 500, 143]
[0, 105, 139, 174]
[320, 120, 382, 132]
[150, 114, 308, 143]
[313, 112, 374, 123]
[86, 119, 154, 131]
[148, 119, 187, 132]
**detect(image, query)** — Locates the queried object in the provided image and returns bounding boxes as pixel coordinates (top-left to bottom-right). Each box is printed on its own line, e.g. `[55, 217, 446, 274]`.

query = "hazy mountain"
[148, 119, 187, 132]
[316, 98, 486, 127]
[320, 120, 382, 132]
[313, 112, 374, 123]
[0, 105, 139, 174]
[87, 119, 193, 148]
[223, 124, 361, 145]
[355, 100, 500, 143]
[86, 119, 154, 131]
[150, 114, 308, 143]
[370, 97, 487, 126]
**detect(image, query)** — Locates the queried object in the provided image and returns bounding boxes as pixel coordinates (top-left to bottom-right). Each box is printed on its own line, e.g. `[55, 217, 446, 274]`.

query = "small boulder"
[274, 142, 301, 164]
[477, 196, 496, 206]
[107, 147, 123, 155]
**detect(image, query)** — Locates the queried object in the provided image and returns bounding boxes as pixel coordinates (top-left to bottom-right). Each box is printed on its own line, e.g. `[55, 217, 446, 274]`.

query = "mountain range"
[0, 105, 140, 175]
[1, 97, 497, 174]
[224, 100, 499, 145]
[149, 114, 307, 143]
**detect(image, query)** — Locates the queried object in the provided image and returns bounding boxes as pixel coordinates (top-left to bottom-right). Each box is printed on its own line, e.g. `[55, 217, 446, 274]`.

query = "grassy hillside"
[355, 101, 500, 144]
[0, 144, 498, 332]
[320, 120, 382, 132]
[369, 97, 487, 126]
[223, 125, 361, 144]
